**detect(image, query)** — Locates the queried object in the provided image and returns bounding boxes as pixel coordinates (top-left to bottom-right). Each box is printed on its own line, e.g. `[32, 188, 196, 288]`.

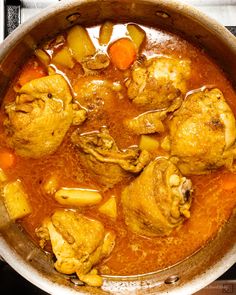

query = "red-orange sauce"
[1, 23, 236, 276]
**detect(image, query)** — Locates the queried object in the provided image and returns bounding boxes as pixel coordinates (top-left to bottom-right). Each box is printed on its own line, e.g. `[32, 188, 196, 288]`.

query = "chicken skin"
[36, 210, 115, 277]
[126, 56, 191, 111]
[121, 158, 192, 237]
[124, 56, 191, 134]
[71, 126, 150, 188]
[4, 74, 86, 158]
[73, 77, 122, 120]
[169, 88, 236, 174]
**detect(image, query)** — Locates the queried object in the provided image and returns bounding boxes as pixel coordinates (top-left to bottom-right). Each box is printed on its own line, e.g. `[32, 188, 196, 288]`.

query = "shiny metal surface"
[196, 280, 236, 294]
[1, 0, 236, 43]
[0, 1, 236, 294]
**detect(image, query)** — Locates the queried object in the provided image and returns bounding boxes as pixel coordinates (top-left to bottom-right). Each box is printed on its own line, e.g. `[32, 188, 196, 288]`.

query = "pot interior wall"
[0, 1, 236, 294]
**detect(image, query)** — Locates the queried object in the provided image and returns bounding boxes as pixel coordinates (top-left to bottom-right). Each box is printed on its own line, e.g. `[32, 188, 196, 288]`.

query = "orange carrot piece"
[18, 62, 46, 86]
[221, 174, 236, 191]
[108, 38, 136, 70]
[0, 149, 16, 169]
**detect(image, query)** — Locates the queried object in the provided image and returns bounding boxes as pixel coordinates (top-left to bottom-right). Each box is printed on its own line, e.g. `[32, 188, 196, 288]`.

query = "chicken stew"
[1, 22, 236, 287]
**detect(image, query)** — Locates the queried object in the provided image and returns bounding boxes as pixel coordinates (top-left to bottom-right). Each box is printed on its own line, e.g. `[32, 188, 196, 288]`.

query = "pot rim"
[0, 0, 236, 294]
[1, 0, 236, 61]
[1, 234, 235, 295]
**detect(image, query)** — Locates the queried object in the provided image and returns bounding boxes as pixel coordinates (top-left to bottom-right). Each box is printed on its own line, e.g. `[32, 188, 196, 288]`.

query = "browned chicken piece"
[168, 88, 236, 174]
[4, 74, 87, 158]
[126, 56, 191, 111]
[121, 157, 193, 237]
[36, 210, 115, 280]
[124, 110, 166, 134]
[71, 126, 150, 188]
[124, 94, 183, 135]
[73, 77, 122, 116]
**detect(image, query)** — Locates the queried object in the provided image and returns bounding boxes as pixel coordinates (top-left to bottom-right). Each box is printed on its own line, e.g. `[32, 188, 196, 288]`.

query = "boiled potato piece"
[2, 180, 31, 220]
[0, 168, 7, 183]
[99, 21, 114, 45]
[89, 268, 98, 275]
[67, 25, 96, 62]
[52, 47, 75, 69]
[99, 196, 117, 219]
[139, 135, 159, 151]
[54, 188, 102, 206]
[35, 49, 50, 66]
[127, 24, 146, 51]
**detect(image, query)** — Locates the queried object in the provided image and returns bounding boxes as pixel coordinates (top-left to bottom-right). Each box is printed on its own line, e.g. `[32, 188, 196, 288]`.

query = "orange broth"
[1, 23, 236, 276]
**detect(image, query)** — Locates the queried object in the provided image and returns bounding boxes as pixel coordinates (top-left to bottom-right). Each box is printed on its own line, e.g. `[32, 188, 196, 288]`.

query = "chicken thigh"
[71, 126, 150, 188]
[126, 56, 191, 111]
[124, 56, 191, 134]
[121, 157, 192, 237]
[73, 77, 122, 120]
[169, 88, 236, 174]
[36, 210, 115, 277]
[124, 110, 166, 134]
[4, 74, 86, 158]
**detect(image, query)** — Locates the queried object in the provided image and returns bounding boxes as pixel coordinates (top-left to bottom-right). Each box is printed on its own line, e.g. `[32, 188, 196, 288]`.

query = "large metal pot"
[0, 0, 236, 294]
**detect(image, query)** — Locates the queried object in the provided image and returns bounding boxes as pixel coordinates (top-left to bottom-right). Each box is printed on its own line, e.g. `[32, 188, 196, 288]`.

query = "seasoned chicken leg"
[121, 157, 192, 237]
[36, 210, 115, 277]
[71, 126, 150, 188]
[73, 77, 122, 121]
[169, 88, 236, 174]
[124, 56, 190, 134]
[126, 56, 191, 111]
[124, 101, 180, 135]
[4, 74, 86, 158]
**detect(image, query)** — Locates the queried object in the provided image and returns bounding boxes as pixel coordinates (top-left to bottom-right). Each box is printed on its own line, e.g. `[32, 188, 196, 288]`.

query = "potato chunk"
[52, 47, 75, 69]
[2, 180, 31, 220]
[139, 135, 159, 151]
[127, 24, 146, 51]
[67, 25, 96, 62]
[99, 21, 114, 45]
[99, 196, 117, 219]
[0, 168, 7, 183]
[54, 188, 102, 207]
[34, 49, 50, 66]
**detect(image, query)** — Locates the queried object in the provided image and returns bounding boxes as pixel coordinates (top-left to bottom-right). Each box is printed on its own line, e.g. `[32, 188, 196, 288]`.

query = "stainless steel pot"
[0, 1, 236, 294]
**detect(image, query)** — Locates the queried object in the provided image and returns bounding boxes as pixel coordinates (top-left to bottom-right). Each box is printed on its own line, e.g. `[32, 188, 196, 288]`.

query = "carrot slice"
[108, 38, 136, 70]
[18, 61, 46, 86]
[0, 149, 16, 169]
